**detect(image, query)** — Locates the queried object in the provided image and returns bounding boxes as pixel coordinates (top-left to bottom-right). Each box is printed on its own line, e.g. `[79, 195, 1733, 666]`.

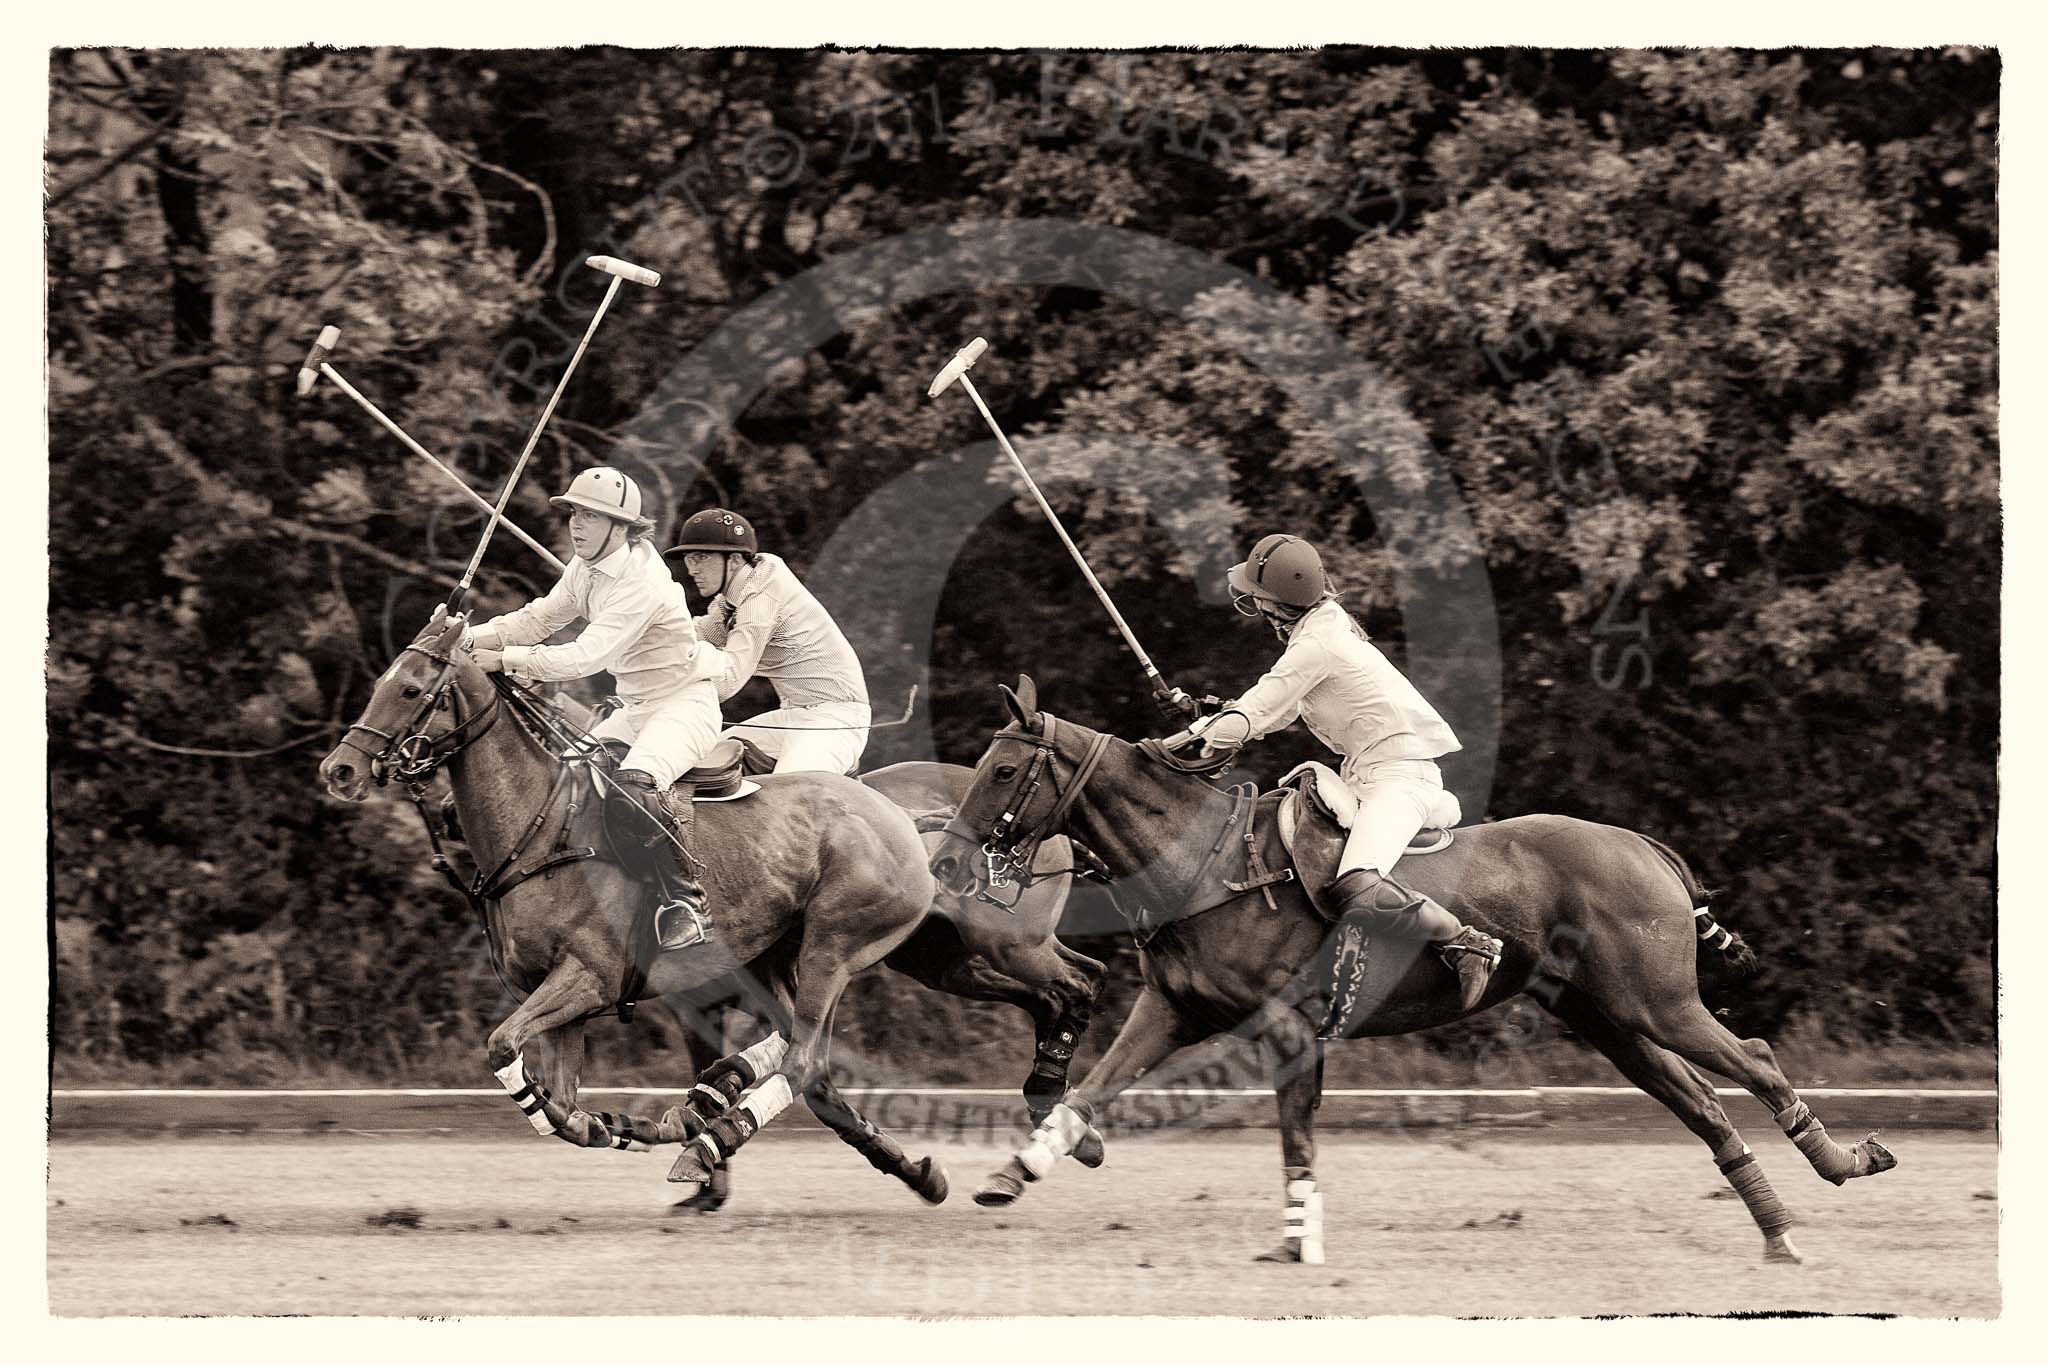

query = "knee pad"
[1330, 869, 1422, 934]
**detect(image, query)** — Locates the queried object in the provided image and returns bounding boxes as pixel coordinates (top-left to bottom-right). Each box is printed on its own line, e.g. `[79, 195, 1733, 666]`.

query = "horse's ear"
[1000, 674, 1039, 728]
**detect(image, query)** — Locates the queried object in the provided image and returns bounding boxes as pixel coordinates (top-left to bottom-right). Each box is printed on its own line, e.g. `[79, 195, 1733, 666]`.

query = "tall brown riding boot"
[1328, 869, 1503, 1010]
[613, 772, 713, 949]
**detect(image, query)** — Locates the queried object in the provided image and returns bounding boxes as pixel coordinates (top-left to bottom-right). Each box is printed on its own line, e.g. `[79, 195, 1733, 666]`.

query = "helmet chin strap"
[583, 518, 627, 563]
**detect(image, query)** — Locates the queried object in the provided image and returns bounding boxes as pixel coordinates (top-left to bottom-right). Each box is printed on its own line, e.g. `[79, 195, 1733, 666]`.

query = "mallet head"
[586, 256, 661, 288]
[927, 337, 989, 398]
[296, 325, 340, 398]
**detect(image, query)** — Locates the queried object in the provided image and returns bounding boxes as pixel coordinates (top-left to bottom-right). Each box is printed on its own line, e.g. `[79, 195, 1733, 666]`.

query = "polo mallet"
[927, 338, 1198, 724]
[447, 255, 662, 613]
[296, 326, 566, 573]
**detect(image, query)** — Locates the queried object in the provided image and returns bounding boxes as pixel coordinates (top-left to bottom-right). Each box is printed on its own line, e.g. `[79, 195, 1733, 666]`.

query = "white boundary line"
[52, 1086, 1997, 1099]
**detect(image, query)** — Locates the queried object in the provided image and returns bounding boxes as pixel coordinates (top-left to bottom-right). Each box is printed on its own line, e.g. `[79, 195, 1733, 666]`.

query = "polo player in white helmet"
[463, 466, 719, 946]
[666, 508, 873, 775]
[1187, 533, 1503, 1008]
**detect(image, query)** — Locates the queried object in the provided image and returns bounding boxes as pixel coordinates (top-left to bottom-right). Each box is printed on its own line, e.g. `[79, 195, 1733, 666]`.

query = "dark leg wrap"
[667, 1072, 746, 1139]
[1025, 1021, 1083, 1117]
[699, 1106, 761, 1163]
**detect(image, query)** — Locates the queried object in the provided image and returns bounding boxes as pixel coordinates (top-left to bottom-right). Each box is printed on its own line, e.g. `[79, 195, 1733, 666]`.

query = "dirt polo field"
[47, 1092, 1997, 1319]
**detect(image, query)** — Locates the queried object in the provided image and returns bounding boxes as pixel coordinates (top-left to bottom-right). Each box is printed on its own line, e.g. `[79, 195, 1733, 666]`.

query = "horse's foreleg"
[803, 1073, 950, 1205]
[1622, 996, 1898, 1189]
[976, 985, 1206, 1207]
[666, 953, 854, 1185]
[1251, 1006, 1326, 1265]
[1542, 986, 1802, 1264]
[484, 960, 626, 1149]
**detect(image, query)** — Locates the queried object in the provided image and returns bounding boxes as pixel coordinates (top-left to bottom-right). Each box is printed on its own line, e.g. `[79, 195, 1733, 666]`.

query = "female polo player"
[1188, 533, 1503, 1008]
[463, 466, 717, 943]
[665, 508, 873, 775]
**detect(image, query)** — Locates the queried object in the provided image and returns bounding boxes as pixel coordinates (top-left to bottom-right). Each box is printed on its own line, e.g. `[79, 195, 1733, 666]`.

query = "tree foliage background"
[46, 48, 1997, 1085]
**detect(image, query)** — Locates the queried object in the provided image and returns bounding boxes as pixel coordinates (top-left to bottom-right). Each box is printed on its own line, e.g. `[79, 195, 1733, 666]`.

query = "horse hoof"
[1073, 1127, 1107, 1169]
[1763, 1233, 1804, 1265]
[1858, 1136, 1898, 1177]
[1253, 1243, 1302, 1264]
[668, 1147, 717, 1185]
[912, 1156, 950, 1206]
[974, 1171, 1024, 1207]
[671, 1166, 730, 1211]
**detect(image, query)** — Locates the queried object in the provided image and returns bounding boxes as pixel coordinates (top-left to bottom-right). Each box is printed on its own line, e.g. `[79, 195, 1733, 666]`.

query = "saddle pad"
[600, 737, 756, 801]
[1276, 761, 1454, 854]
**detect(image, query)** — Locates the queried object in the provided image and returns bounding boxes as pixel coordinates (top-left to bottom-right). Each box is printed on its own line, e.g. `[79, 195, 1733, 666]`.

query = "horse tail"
[1633, 832, 1761, 976]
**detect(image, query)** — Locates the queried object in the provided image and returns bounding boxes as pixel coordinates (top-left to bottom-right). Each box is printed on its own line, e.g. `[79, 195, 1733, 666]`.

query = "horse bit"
[972, 714, 1113, 908]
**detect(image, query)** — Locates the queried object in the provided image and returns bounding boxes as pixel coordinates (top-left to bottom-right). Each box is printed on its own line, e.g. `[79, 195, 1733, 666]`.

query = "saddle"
[1273, 762, 1455, 919]
[593, 738, 761, 803]
[1270, 764, 1453, 1041]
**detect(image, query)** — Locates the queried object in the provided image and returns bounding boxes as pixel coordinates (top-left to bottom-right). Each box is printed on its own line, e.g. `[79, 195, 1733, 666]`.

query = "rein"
[967, 715, 1291, 943]
[973, 713, 1113, 909]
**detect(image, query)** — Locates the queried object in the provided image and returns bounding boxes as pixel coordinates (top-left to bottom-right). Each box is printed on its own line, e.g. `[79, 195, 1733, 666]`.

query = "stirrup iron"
[656, 898, 712, 950]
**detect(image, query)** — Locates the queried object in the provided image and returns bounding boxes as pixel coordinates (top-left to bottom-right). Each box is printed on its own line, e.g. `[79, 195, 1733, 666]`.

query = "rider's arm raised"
[499, 570, 663, 683]
[1230, 636, 1335, 740]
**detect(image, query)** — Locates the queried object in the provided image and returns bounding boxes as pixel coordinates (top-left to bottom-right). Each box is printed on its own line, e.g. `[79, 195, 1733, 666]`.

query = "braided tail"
[1634, 832, 1761, 975]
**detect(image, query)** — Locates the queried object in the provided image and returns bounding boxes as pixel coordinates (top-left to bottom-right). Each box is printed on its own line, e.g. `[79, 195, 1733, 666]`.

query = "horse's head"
[930, 675, 1108, 899]
[318, 605, 477, 801]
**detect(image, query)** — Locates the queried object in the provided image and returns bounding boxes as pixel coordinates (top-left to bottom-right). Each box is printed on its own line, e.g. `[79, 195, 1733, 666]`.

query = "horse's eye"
[994, 764, 1018, 782]
[401, 684, 423, 700]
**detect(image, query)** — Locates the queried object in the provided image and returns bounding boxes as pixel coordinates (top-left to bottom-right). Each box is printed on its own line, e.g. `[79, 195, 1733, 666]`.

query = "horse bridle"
[971, 713, 1113, 904]
[338, 642, 503, 786]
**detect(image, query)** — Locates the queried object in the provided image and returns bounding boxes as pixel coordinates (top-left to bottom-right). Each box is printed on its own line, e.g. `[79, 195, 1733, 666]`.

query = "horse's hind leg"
[1615, 992, 1897, 1188]
[1541, 986, 1802, 1264]
[804, 1069, 950, 1205]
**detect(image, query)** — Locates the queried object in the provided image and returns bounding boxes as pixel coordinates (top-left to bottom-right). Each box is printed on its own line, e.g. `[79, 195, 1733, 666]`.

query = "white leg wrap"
[493, 1054, 556, 1137]
[736, 1032, 789, 1082]
[738, 1072, 794, 1129]
[1284, 1177, 1326, 1265]
[1016, 1101, 1087, 1181]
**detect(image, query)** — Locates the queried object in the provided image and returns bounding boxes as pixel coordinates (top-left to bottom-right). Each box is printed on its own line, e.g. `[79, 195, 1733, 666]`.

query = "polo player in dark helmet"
[1187, 532, 1503, 1007]
[666, 509, 874, 775]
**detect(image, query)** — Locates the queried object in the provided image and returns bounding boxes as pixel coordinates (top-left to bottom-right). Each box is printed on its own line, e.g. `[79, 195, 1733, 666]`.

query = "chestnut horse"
[930, 678, 1895, 1266]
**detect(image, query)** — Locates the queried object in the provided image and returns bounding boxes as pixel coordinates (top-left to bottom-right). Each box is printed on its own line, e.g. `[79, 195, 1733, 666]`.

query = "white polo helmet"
[549, 466, 643, 523]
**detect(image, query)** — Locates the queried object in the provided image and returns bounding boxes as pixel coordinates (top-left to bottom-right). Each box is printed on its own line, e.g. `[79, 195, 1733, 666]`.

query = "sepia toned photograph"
[44, 42, 2001, 1320]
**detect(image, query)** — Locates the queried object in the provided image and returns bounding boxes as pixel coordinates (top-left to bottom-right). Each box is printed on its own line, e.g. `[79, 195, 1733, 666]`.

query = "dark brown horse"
[319, 609, 953, 1197]
[929, 677, 1895, 1266]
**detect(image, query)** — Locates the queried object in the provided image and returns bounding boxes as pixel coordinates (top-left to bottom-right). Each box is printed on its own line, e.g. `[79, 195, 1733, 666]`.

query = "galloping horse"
[319, 608, 955, 1197]
[672, 759, 1109, 1210]
[929, 678, 1896, 1266]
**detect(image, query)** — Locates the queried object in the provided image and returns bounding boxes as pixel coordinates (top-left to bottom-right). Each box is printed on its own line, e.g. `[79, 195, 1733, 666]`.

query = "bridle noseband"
[338, 641, 502, 787]
[971, 713, 1113, 906]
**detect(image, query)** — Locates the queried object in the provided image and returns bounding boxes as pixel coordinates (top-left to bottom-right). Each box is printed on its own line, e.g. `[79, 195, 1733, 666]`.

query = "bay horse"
[929, 677, 1896, 1267]
[318, 608, 959, 1197]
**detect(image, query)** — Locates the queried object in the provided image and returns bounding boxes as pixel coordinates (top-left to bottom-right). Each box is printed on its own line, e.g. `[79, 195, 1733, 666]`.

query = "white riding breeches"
[592, 677, 723, 790]
[724, 699, 871, 776]
[1337, 759, 1463, 879]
